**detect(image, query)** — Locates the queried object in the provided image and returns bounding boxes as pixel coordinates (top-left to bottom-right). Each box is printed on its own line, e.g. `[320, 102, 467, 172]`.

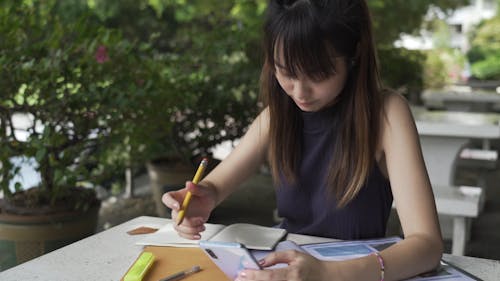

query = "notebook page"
[208, 223, 287, 250]
[136, 222, 225, 247]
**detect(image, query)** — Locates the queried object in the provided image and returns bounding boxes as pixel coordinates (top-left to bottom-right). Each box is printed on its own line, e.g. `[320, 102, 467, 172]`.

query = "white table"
[0, 216, 499, 281]
[422, 89, 500, 113]
[411, 107, 500, 255]
[412, 106, 500, 186]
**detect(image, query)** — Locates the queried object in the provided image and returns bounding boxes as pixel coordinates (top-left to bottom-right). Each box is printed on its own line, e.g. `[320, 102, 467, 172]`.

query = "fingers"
[170, 209, 206, 239]
[161, 192, 180, 211]
[236, 251, 302, 281]
[174, 217, 206, 239]
[162, 182, 208, 209]
[161, 182, 213, 240]
[162, 191, 203, 239]
[260, 250, 300, 267]
[185, 181, 211, 197]
[237, 267, 290, 281]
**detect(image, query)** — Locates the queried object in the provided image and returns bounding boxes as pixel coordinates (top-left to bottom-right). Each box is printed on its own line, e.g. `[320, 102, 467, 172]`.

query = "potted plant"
[0, 1, 167, 270]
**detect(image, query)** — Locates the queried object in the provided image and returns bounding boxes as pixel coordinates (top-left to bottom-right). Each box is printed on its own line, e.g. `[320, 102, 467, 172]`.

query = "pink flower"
[82, 111, 97, 119]
[95, 45, 109, 64]
[136, 79, 145, 86]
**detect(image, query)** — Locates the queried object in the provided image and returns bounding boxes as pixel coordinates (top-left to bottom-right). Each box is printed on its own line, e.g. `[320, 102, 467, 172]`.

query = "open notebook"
[136, 222, 287, 250]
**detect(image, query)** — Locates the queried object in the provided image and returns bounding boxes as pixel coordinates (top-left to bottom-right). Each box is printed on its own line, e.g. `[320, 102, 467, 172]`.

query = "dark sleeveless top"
[276, 105, 393, 240]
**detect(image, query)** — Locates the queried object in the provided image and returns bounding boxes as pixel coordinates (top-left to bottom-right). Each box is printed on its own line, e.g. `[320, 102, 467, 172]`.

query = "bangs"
[268, 8, 338, 80]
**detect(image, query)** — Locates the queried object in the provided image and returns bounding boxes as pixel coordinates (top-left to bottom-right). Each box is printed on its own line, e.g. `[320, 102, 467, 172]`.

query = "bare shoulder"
[256, 106, 270, 127]
[378, 91, 418, 150]
[382, 91, 412, 119]
[377, 91, 423, 179]
[380, 90, 415, 131]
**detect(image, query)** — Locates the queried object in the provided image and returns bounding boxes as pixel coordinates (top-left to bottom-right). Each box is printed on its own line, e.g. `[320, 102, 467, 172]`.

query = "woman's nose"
[293, 79, 312, 99]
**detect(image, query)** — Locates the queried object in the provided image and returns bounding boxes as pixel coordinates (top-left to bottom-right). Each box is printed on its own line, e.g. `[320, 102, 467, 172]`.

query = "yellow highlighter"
[176, 158, 209, 226]
[123, 251, 155, 281]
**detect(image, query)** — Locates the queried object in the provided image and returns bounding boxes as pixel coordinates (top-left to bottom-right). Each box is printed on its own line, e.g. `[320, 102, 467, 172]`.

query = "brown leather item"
[127, 227, 159, 235]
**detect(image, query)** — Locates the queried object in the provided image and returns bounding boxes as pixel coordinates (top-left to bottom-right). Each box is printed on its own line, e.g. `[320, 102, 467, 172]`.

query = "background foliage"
[467, 4, 500, 80]
[369, 0, 469, 100]
[0, 0, 169, 205]
[0, 0, 265, 203]
[0, 0, 479, 203]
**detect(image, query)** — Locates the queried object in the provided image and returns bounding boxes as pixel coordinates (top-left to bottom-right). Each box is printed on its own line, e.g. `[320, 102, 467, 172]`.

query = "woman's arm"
[201, 107, 271, 204]
[162, 108, 271, 238]
[333, 93, 443, 281]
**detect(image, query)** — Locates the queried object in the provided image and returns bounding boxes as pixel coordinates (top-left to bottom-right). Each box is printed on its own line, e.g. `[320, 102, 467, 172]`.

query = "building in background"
[396, 0, 497, 52]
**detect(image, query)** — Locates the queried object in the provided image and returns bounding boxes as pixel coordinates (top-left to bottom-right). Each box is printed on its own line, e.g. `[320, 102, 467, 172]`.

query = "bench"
[457, 148, 498, 188]
[459, 148, 498, 168]
[392, 185, 485, 256]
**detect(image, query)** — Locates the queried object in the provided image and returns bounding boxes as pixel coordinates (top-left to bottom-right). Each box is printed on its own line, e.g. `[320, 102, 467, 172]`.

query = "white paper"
[135, 222, 286, 250]
[301, 237, 479, 280]
[135, 222, 225, 247]
[209, 223, 287, 250]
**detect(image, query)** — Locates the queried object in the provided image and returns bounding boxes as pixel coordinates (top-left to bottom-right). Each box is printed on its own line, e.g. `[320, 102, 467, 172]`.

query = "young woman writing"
[163, 0, 443, 280]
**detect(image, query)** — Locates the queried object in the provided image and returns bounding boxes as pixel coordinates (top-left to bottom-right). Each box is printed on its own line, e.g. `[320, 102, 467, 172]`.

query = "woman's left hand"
[235, 250, 332, 281]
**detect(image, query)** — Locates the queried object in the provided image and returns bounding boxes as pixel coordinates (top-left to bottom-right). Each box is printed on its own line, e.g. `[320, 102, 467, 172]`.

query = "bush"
[471, 54, 500, 80]
[378, 47, 426, 103]
[467, 16, 500, 80]
[0, 0, 265, 204]
[0, 1, 188, 207]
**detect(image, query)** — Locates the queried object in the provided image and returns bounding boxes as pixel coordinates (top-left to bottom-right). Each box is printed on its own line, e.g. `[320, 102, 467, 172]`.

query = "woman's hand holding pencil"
[176, 158, 208, 225]
[161, 158, 217, 240]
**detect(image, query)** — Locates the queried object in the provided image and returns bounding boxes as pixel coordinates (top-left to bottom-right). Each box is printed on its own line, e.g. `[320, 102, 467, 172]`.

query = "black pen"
[158, 265, 201, 281]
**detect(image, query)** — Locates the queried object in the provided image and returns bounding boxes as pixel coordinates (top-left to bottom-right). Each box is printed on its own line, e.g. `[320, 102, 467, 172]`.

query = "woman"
[163, 0, 443, 280]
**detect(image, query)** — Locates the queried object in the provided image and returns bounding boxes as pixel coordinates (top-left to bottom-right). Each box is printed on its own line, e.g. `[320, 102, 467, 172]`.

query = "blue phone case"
[199, 240, 262, 279]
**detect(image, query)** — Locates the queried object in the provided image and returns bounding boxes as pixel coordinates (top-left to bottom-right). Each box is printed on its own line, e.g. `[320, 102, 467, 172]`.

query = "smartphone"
[199, 240, 262, 279]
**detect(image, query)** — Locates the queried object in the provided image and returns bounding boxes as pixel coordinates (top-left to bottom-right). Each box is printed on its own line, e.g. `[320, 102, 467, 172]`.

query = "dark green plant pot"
[0, 204, 100, 271]
[146, 159, 194, 218]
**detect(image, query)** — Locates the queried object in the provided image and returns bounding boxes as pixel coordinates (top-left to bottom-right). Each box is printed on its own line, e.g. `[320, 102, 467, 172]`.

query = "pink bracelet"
[372, 252, 385, 281]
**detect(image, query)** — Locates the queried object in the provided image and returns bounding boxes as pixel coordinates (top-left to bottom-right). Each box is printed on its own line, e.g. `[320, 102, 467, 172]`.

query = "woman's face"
[274, 57, 348, 112]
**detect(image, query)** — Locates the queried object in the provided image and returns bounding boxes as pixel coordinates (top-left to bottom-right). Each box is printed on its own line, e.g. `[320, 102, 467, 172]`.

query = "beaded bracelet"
[372, 252, 385, 281]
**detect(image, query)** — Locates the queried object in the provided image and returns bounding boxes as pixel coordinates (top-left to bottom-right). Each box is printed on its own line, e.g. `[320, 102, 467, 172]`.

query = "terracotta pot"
[0, 204, 100, 271]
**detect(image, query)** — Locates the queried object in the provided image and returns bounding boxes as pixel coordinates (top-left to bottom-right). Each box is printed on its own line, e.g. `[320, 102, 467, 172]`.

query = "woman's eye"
[281, 72, 296, 80]
[311, 76, 327, 82]
[311, 71, 336, 82]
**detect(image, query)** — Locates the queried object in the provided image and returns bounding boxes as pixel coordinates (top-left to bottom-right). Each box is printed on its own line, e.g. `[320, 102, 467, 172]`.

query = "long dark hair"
[261, 0, 383, 207]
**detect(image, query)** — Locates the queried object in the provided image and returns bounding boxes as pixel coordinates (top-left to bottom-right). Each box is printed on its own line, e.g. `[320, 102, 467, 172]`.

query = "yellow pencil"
[176, 158, 209, 226]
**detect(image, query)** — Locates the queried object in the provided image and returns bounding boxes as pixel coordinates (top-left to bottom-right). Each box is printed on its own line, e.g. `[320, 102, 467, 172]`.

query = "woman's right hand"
[161, 181, 217, 239]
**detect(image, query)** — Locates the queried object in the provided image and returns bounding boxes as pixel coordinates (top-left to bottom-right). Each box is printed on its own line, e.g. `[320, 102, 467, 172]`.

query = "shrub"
[378, 47, 426, 103]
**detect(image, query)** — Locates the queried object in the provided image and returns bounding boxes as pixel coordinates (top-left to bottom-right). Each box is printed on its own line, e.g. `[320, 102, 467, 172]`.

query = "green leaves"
[0, 1, 145, 198]
[471, 55, 500, 80]
[468, 16, 500, 79]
